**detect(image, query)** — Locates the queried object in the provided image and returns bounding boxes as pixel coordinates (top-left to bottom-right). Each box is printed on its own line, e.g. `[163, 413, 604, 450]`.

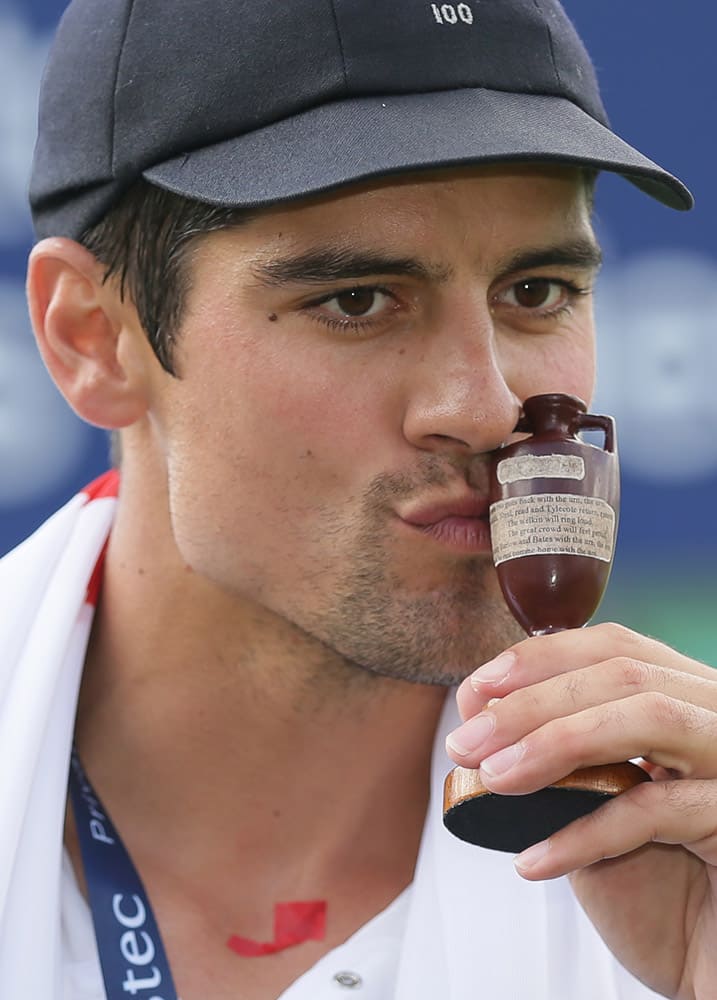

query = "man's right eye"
[321, 287, 391, 318]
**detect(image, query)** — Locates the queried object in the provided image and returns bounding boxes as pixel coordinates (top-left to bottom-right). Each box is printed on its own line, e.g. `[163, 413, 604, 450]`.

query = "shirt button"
[333, 971, 363, 988]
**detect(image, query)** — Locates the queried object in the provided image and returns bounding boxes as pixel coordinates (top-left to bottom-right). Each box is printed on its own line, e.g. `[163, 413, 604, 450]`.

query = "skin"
[27, 164, 717, 999]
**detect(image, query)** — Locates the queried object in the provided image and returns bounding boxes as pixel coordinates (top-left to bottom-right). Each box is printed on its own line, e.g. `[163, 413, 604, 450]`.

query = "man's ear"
[26, 238, 153, 429]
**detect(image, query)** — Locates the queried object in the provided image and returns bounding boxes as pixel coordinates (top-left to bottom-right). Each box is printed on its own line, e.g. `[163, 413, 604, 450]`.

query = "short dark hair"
[79, 179, 251, 375]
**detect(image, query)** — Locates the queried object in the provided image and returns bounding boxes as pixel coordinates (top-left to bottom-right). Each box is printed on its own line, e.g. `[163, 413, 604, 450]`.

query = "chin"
[334, 607, 525, 689]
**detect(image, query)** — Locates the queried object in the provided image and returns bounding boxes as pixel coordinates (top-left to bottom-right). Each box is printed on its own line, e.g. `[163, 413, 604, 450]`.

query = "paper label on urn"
[496, 454, 585, 484]
[490, 493, 615, 565]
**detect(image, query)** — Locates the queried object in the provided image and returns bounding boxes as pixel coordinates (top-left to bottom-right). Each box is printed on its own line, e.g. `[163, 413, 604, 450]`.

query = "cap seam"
[110, 0, 139, 176]
[532, 0, 563, 90]
[327, 0, 349, 92]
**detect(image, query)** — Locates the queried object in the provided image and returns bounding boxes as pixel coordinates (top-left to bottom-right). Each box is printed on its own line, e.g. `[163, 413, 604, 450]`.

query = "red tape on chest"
[227, 900, 327, 957]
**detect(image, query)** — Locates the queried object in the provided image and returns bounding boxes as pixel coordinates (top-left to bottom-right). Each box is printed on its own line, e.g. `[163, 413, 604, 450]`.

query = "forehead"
[209, 163, 595, 266]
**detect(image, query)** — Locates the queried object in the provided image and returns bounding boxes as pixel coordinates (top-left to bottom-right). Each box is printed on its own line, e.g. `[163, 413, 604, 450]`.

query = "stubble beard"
[297, 464, 525, 688]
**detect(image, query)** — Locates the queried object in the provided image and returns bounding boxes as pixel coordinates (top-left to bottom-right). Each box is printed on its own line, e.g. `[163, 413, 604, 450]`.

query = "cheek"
[172, 328, 354, 460]
[157, 327, 397, 588]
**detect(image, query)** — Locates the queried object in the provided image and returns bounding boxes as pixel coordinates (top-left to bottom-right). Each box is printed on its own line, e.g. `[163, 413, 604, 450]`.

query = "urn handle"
[513, 394, 615, 454]
[576, 412, 616, 454]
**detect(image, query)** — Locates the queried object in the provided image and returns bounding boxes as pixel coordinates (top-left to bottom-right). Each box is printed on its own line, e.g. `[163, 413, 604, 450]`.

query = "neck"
[74, 460, 446, 907]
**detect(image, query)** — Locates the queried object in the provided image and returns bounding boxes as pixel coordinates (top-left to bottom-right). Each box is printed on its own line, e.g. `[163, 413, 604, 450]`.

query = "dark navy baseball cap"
[30, 0, 693, 240]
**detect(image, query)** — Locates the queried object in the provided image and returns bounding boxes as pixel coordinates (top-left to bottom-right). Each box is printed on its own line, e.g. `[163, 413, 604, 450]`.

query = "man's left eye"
[323, 288, 390, 318]
[500, 278, 566, 310]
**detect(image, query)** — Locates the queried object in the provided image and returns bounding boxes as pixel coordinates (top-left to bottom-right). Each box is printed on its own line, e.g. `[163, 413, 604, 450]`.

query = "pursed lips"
[398, 495, 493, 553]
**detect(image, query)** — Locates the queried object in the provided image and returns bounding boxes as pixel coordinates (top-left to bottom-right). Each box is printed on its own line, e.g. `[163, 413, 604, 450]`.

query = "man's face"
[152, 165, 599, 685]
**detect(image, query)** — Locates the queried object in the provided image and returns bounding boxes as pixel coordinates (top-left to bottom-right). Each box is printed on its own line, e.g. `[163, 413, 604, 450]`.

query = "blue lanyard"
[67, 749, 179, 1000]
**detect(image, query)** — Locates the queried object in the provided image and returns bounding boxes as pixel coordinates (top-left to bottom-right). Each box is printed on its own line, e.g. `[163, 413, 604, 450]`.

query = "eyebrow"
[497, 239, 603, 277]
[251, 246, 452, 286]
[251, 237, 602, 288]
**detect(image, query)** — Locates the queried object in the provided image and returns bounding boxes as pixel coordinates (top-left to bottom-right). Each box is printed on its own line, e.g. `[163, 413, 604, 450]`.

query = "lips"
[401, 496, 491, 526]
[399, 495, 492, 553]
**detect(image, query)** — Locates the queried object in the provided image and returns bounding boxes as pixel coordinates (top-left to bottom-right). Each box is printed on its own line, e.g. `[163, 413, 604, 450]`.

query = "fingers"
[448, 694, 717, 795]
[448, 624, 717, 898]
[513, 778, 717, 879]
[449, 659, 717, 771]
[456, 622, 714, 722]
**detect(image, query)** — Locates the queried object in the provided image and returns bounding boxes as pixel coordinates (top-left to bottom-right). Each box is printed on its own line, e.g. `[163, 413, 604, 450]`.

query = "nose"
[401, 308, 521, 457]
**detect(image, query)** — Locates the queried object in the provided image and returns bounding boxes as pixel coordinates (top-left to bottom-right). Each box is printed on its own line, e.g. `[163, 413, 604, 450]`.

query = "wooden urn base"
[443, 762, 649, 853]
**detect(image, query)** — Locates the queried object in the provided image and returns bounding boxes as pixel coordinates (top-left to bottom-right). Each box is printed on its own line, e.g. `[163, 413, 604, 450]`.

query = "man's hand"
[445, 623, 717, 1000]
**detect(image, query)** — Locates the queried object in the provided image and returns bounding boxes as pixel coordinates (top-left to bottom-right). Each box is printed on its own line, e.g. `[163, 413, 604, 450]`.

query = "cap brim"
[144, 88, 693, 212]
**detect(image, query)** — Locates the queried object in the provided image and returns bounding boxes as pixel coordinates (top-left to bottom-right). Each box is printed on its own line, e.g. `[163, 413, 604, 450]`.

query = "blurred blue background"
[1, 1, 715, 661]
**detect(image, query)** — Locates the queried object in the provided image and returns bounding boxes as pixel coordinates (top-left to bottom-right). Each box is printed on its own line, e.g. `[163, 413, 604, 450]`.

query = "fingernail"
[514, 839, 551, 872]
[446, 713, 495, 757]
[470, 651, 515, 690]
[480, 741, 525, 777]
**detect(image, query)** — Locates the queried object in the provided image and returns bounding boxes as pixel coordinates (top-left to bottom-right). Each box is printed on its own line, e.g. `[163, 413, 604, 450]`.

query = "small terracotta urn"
[443, 394, 649, 853]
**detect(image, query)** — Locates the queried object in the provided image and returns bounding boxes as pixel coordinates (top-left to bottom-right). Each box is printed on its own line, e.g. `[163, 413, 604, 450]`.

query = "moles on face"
[151, 164, 600, 685]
